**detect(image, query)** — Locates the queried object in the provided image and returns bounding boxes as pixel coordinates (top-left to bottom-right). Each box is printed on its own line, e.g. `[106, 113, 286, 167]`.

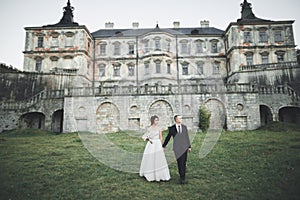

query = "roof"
[91, 26, 225, 38]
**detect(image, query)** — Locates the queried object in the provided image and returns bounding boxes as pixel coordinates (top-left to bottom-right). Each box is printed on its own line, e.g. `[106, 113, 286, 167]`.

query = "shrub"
[199, 106, 211, 133]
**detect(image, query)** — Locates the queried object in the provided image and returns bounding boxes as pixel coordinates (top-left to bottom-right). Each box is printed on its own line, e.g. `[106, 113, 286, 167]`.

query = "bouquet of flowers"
[142, 135, 153, 144]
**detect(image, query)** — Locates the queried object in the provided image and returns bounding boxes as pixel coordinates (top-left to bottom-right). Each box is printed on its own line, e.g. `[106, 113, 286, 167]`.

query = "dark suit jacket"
[162, 124, 191, 159]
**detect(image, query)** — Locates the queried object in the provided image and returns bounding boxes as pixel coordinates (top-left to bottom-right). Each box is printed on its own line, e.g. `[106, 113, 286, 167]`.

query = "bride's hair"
[150, 115, 159, 125]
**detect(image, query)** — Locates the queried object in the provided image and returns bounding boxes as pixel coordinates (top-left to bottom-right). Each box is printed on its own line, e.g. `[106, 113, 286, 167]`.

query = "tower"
[224, 0, 297, 85]
[23, 0, 93, 85]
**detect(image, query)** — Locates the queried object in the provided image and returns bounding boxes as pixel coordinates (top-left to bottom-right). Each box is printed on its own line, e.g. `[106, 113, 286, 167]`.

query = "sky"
[0, 0, 299, 70]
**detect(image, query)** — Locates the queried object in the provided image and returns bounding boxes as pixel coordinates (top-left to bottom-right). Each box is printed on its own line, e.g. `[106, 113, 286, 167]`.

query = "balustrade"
[240, 61, 298, 71]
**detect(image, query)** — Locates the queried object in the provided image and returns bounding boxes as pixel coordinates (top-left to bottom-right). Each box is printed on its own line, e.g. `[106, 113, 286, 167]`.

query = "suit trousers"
[177, 150, 188, 180]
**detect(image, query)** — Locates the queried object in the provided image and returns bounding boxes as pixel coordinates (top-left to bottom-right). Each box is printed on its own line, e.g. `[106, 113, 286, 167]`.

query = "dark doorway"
[260, 105, 273, 126]
[52, 109, 63, 133]
[19, 112, 45, 129]
[279, 107, 300, 124]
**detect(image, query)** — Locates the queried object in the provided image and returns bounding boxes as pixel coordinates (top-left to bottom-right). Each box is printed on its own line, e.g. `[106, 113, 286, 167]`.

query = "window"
[197, 62, 204, 75]
[51, 37, 59, 47]
[259, 31, 268, 42]
[196, 42, 203, 53]
[154, 38, 161, 50]
[166, 41, 170, 52]
[128, 65, 135, 76]
[37, 36, 43, 48]
[99, 64, 106, 77]
[275, 51, 285, 63]
[144, 63, 150, 75]
[277, 54, 284, 62]
[182, 64, 189, 75]
[51, 33, 59, 47]
[100, 44, 106, 55]
[87, 64, 90, 75]
[113, 65, 120, 76]
[113, 42, 121, 55]
[211, 41, 218, 53]
[213, 62, 220, 74]
[261, 54, 269, 64]
[245, 53, 253, 65]
[144, 41, 149, 53]
[35, 58, 42, 72]
[128, 44, 135, 55]
[88, 42, 91, 52]
[180, 41, 188, 54]
[155, 61, 161, 73]
[167, 63, 171, 74]
[244, 31, 252, 43]
[274, 31, 283, 42]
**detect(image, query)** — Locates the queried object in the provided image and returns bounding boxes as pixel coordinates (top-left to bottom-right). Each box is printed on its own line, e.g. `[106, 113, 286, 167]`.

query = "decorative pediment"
[65, 31, 75, 37]
[50, 32, 60, 38]
[50, 56, 59, 61]
[35, 32, 45, 37]
[275, 50, 285, 55]
[126, 62, 135, 66]
[244, 51, 254, 56]
[194, 39, 204, 43]
[179, 39, 188, 43]
[112, 62, 121, 66]
[209, 39, 219, 43]
[259, 51, 269, 55]
[34, 56, 43, 60]
[180, 61, 189, 65]
[63, 55, 73, 59]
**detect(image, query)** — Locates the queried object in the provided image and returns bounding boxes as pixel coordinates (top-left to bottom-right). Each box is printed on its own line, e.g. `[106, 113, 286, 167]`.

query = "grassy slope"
[0, 123, 299, 200]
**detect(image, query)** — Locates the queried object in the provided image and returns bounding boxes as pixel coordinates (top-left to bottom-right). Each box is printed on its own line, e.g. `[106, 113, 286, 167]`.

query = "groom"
[162, 115, 191, 184]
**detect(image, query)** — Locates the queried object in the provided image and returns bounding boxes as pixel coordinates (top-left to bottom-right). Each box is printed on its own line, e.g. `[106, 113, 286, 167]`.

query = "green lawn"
[0, 123, 300, 200]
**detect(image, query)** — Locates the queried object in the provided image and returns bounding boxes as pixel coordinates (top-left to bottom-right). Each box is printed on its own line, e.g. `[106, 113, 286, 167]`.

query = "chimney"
[200, 20, 209, 27]
[132, 22, 139, 29]
[173, 21, 180, 29]
[105, 22, 114, 29]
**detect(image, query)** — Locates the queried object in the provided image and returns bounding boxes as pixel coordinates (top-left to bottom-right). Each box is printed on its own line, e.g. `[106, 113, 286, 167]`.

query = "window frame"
[128, 64, 135, 76]
[259, 31, 268, 43]
[213, 62, 220, 74]
[246, 54, 253, 65]
[182, 64, 189, 75]
[113, 65, 121, 76]
[197, 62, 204, 75]
[37, 36, 44, 48]
[244, 31, 252, 43]
[128, 44, 135, 55]
[35, 58, 42, 72]
[99, 43, 107, 56]
[274, 31, 283, 42]
[113, 42, 121, 55]
[99, 64, 106, 77]
[144, 63, 150, 75]
[155, 61, 161, 73]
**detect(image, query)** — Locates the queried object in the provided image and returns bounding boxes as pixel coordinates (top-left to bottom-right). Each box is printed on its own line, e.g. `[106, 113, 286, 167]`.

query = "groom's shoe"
[179, 179, 185, 184]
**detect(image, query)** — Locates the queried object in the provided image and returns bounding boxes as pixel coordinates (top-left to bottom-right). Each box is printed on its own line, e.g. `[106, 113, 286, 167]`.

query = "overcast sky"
[1, 0, 299, 70]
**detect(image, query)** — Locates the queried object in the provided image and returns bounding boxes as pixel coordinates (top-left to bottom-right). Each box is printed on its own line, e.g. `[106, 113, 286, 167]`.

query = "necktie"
[178, 125, 181, 134]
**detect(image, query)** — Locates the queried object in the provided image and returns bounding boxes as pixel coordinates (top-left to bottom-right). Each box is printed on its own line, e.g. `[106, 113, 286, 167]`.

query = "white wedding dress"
[139, 127, 171, 181]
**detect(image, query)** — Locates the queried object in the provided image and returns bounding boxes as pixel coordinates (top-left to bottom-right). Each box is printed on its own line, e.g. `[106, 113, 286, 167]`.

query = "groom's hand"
[188, 148, 191, 152]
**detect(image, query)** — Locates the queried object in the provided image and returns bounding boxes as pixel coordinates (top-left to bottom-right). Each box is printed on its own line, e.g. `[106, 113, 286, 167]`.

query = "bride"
[139, 115, 171, 182]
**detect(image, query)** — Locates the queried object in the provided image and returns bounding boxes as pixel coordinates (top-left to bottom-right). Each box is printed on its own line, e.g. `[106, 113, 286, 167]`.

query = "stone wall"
[0, 71, 92, 101]
[63, 91, 261, 133]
